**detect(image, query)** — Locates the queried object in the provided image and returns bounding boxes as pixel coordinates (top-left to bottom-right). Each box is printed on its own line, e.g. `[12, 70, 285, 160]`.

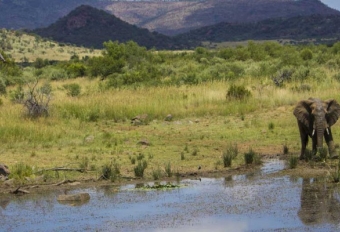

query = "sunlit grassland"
[2, 70, 340, 180]
[0, 29, 101, 62]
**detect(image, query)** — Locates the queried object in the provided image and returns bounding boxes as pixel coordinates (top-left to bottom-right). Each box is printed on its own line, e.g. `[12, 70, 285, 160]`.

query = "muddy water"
[1, 159, 340, 232]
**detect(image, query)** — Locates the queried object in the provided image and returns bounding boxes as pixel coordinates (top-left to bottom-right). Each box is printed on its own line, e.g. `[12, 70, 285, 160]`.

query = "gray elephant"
[293, 98, 340, 159]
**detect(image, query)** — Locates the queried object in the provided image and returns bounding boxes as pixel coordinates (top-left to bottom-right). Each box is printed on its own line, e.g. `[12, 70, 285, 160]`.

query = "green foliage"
[67, 62, 86, 78]
[134, 160, 148, 178]
[268, 122, 274, 130]
[63, 83, 81, 97]
[100, 161, 120, 182]
[300, 48, 313, 60]
[152, 167, 162, 180]
[33, 58, 49, 69]
[0, 77, 6, 95]
[165, 162, 172, 177]
[283, 144, 289, 155]
[288, 156, 298, 169]
[9, 85, 24, 103]
[244, 149, 256, 165]
[222, 143, 238, 167]
[10, 162, 33, 180]
[226, 84, 251, 100]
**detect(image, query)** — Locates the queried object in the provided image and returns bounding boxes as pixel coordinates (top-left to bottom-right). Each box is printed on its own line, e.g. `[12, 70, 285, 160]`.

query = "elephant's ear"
[293, 100, 314, 127]
[325, 99, 340, 126]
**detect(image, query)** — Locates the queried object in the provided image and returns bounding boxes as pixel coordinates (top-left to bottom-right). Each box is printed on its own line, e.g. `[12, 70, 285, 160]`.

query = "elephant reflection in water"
[298, 178, 340, 225]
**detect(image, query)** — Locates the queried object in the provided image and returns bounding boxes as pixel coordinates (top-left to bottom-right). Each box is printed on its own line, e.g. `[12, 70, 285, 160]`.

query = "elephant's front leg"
[324, 128, 339, 158]
[299, 132, 309, 160]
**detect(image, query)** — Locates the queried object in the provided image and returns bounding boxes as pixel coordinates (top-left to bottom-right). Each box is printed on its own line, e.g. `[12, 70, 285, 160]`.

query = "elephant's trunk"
[315, 121, 326, 149]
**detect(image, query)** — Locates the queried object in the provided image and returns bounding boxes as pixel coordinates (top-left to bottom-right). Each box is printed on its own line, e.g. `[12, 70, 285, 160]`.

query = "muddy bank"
[0, 155, 335, 196]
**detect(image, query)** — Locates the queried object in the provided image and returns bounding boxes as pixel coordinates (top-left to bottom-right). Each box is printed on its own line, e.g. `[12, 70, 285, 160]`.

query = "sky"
[321, 0, 340, 11]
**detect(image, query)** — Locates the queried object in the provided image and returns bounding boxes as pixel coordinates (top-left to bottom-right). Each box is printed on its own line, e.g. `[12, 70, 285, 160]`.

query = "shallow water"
[1, 159, 340, 232]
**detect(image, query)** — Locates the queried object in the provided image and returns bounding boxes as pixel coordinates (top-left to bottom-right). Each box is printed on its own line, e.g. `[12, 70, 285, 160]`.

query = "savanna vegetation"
[1, 29, 340, 186]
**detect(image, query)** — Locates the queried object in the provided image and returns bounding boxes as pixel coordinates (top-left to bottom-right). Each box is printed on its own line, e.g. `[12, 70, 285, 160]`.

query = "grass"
[288, 156, 298, 169]
[1, 76, 340, 182]
[1, 29, 101, 62]
[2, 34, 340, 184]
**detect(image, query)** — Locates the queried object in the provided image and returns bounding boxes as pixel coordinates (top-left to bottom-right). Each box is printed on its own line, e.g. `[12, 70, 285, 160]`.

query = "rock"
[84, 135, 95, 143]
[131, 114, 148, 125]
[0, 164, 10, 176]
[57, 193, 90, 202]
[164, 114, 173, 121]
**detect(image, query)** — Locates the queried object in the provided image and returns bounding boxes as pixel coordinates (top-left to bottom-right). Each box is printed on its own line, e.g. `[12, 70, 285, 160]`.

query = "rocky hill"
[175, 14, 340, 43]
[1, 0, 339, 36]
[32, 5, 195, 50]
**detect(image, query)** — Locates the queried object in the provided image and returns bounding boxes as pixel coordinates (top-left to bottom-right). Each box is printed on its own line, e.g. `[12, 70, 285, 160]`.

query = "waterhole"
[1, 159, 340, 231]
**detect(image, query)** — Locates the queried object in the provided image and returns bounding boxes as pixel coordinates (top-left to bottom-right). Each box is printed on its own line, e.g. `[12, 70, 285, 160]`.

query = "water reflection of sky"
[1, 160, 340, 231]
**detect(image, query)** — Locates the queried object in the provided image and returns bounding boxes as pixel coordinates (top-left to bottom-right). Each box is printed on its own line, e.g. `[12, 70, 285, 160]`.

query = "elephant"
[293, 98, 340, 159]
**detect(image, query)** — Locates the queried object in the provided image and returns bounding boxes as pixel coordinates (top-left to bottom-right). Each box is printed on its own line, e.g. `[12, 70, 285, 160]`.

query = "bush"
[100, 161, 120, 182]
[152, 167, 162, 180]
[63, 83, 81, 97]
[134, 160, 148, 178]
[226, 84, 251, 100]
[165, 162, 172, 177]
[288, 156, 298, 169]
[244, 149, 257, 165]
[10, 162, 33, 180]
[222, 143, 238, 167]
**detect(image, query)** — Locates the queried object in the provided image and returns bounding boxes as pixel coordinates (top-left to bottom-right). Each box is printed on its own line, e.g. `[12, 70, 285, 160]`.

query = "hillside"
[175, 14, 340, 43]
[32, 5, 195, 50]
[105, 0, 340, 35]
[0, 0, 339, 36]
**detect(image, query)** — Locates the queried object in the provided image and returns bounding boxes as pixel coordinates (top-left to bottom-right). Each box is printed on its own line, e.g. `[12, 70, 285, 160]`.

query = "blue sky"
[321, 0, 340, 11]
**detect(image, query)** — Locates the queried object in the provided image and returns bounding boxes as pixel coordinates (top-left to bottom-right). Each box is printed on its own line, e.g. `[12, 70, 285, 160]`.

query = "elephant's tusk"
[326, 128, 330, 135]
[312, 129, 315, 136]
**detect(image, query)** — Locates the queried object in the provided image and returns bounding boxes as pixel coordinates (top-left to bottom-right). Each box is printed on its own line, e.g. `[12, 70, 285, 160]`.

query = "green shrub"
[165, 162, 172, 177]
[100, 161, 120, 182]
[300, 49, 313, 60]
[46, 68, 68, 80]
[222, 143, 238, 167]
[289, 156, 298, 169]
[134, 160, 148, 178]
[0, 77, 6, 95]
[268, 122, 274, 130]
[226, 84, 251, 100]
[283, 144, 289, 155]
[10, 162, 33, 180]
[152, 167, 162, 180]
[180, 152, 185, 160]
[244, 149, 256, 165]
[63, 83, 81, 97]
[9, 85, 24, 103]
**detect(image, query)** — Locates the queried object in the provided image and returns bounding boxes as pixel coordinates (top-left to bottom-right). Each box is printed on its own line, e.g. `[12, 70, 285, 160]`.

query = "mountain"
[104, 0, 340, 35]
[175, 14, 340, 43]
[32, 5, 195, 50]
[1, 0, 339, 36]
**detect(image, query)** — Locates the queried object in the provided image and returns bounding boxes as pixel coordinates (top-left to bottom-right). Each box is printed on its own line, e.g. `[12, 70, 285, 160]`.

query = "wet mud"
[1, 159, 340, 231]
